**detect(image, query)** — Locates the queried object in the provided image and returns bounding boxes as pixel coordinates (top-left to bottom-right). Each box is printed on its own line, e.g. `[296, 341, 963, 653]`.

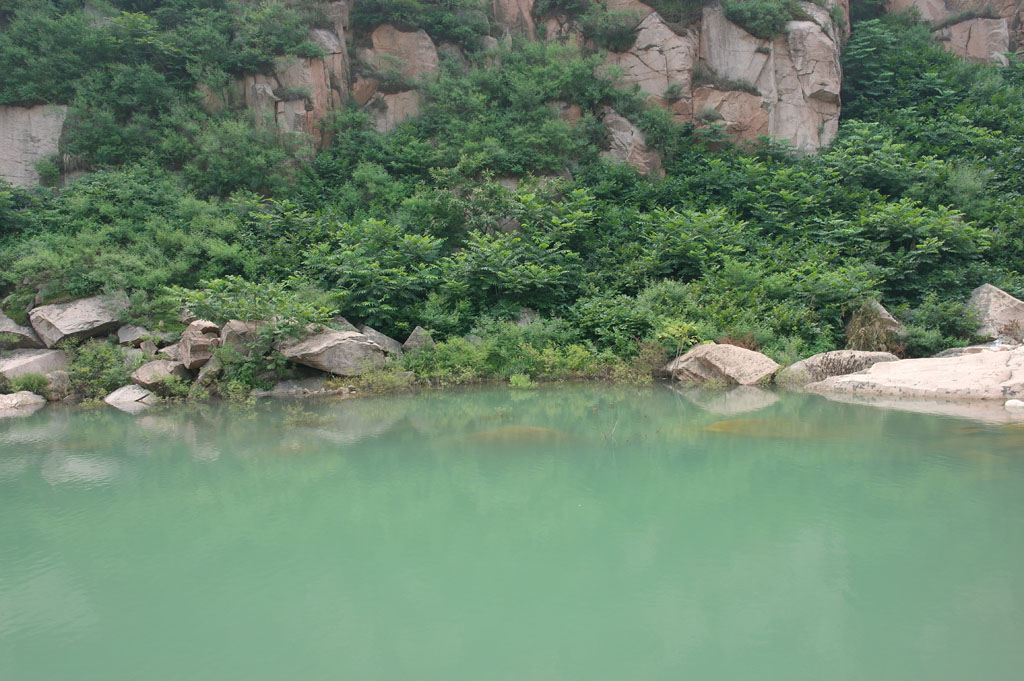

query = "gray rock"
[0, 309, 44, 348]
[45, 370, 70, 402]
[159, 342, 179, 360]
[219, 320, 261, 357]
[776, 350, 899, 388]
[140, 339, 158, 357]
[278, 329, 385, 376]
[664, 343, 780, 386]
[402, 326, 435, 352]
[130, 360, 191, 390]
[0, 390, 46, 413]
[358, 324, 403, 355]
[195, 355, 223, 386]
[178, 320, 220, 369]
[331, 316, 359, 332]
[0, 349, 68, 380]
[104, 384, 156, 405]
[968, 283, 1024, 341]
[28, 292, 130, 347]
[117, 324, 149, 346]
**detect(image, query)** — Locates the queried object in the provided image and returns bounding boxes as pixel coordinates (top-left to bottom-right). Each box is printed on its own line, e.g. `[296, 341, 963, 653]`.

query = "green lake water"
[2, 385, 1023, 680]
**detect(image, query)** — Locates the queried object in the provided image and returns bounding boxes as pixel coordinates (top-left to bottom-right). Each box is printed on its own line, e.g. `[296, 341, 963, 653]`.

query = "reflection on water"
[1, 385, 1023, 681]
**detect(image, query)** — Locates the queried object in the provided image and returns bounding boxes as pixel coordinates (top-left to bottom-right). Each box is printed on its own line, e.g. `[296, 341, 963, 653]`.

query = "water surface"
[2, 386, 1022, 680]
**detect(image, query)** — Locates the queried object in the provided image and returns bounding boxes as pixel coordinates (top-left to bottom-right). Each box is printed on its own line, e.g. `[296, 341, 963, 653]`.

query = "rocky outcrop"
[130, 360, 191, 389]
[204, 27, 350, 147]
[602, 13, 698, 104]
[0, 310, 44, 349]
[665, 343, 780, 385]
[597, 4, 843, 153]
[360, 24, 440, 82]
[0, 104, 67, 187]
[887, 0, 1022, 62]
[806, 346, 1024, 400]
[493, 0, 536, 38]
[28, 292, 130, 348]
[936, 18, 1011, 65]
[178, 320, 220, 370]
[278, 329, 386, 375]
[599, 107, 664, 176]
[0, 349, 68, 380]
[776, 350, 900, 387]
[968, 283, 1024, 341]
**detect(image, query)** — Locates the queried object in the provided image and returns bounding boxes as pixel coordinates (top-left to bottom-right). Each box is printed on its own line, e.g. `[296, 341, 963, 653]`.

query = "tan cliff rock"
[888, 0, 1022, 62]
[0, 104, 67, 187]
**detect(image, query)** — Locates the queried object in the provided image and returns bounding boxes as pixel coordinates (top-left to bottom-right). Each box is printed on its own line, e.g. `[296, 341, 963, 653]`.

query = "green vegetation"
[2, 8, 1023, 396]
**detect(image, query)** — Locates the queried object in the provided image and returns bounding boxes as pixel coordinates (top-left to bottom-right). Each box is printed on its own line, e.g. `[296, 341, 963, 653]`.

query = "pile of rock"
[1, 290, 438, 415]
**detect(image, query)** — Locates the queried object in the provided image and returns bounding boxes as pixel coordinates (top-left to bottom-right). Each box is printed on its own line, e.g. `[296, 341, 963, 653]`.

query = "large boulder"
[0, 310, 44, 348]
[599, 107, 663, 176]
[130, 360, 191, 390]
[0, 391, 46, 412]
[178, 320, 220, 370]
[28, 292, 130, 348]
[664, 343, 780, 385]
[278, 329, 385, 376]
[776, 350, 900, 388]
[0, 349, 68, 380]
[805, 347, 1024, 400]
[0, 104, 67, 187]
[968, 283, 1024, 341]
[358, 324, 404, 356]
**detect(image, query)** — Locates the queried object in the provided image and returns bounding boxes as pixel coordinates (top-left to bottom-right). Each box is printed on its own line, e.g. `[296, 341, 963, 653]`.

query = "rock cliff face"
[888, 0, 1023, 64]
[0, 104, 67, 187]
[602, 3, 843, 154]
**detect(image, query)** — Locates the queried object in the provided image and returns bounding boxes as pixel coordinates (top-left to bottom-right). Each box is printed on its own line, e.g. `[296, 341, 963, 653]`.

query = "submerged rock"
[104, 384, 159, 413]
[28, 292, 130, 347]
[664, 343, 780, 386]
[777, 350, 900, 388]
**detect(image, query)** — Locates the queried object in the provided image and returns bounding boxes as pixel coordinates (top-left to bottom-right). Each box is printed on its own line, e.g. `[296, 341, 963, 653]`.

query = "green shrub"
[723, 0, 807, 40]
[8, 372, 50, 399]
[64, 340, 132, 400]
